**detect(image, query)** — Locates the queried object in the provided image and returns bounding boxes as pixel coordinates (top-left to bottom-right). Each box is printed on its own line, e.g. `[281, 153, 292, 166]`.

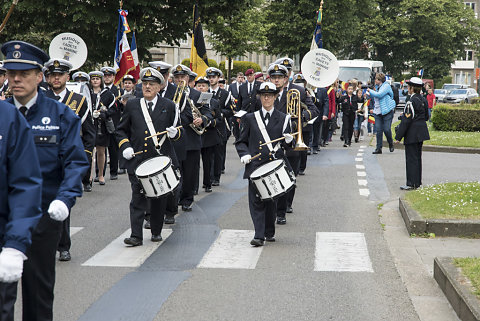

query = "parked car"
[442, 83, 468, 93]
[434, 89, 447, 103]
[443, 88, 478, 104]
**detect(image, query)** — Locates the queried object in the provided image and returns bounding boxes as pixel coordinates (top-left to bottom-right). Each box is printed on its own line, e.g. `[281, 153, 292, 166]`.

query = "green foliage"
[432, 104, 480, 132]
[181, 58, 218, 69]
[454, 257, 480, 298]
[435, 76, 453, 89]
[218, 61, 262, 79]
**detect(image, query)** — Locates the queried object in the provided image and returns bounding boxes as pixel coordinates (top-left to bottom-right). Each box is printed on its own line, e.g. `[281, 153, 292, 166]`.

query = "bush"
[218, 61, 262, 79]
[431, 104, 480, 132]
[180, 58, 218, 69]
[435, 75, 452, 89]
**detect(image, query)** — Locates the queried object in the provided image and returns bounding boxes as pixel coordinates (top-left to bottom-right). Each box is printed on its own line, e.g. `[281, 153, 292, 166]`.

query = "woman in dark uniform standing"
[395, 77, 430, 190]
[89, 71, 115, 185]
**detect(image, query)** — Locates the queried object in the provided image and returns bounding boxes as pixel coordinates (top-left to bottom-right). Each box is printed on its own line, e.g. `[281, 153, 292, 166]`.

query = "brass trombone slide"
[259, 132, 299, 147]
[144, 126, 183, 139]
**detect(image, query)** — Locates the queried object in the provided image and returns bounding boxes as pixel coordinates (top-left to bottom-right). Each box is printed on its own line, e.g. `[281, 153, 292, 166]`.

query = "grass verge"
[405, 182, 480, 220]
[453, 257, 480, 298]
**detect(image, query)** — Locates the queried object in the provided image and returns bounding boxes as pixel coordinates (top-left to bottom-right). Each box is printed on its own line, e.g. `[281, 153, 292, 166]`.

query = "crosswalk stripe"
[357, 171, 366, 177]
[356, 153, 363, 157]
[70, 227, 83, 236]
[315, 232, 373, 272]
[358, 179, 368, 186]
[356, 164, 365, 170]
[198, 229, 263, 269]
[82, 228, 172, 267]
[359, 188, 370, 196]
[355, 158, 363, 162]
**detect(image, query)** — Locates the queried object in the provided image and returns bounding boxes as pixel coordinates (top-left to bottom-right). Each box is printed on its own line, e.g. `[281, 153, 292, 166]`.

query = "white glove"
[47, 200, 69, 221]
[166, 126, 178, 139]
[283, 133, 294, 144]
[240, 154, 252, 164]
[123, 147, 135, 160]
[0, 248, 27, 283]
[92, 110, 100, 118]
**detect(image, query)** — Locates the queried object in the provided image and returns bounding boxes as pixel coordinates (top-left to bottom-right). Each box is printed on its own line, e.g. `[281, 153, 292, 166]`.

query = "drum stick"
[133, 151, 144, 155]
[145, 126, 183, 139]
[248, 152, 262, 163]
[259, 132, 299, 147]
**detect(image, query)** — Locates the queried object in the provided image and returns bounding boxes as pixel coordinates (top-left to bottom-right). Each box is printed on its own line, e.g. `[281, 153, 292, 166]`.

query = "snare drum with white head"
[249, 160, 294, 200]
[135, 156, 180, 198]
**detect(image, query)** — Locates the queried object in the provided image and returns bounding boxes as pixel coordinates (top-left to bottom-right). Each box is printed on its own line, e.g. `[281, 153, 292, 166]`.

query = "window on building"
[465, 2, 477, 18]
[454, 72, 471, 85]
[466, 50, 474, 60]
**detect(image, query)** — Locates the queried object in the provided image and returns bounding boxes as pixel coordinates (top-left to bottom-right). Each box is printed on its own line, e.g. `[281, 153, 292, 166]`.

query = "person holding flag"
[114, 9, 136, 85]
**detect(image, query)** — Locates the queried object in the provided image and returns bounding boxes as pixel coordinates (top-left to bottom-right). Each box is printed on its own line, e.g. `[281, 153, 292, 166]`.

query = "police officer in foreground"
[44, 58, 95, 261]
[0, 100, 43, 321]
[1, 40, 89, 321]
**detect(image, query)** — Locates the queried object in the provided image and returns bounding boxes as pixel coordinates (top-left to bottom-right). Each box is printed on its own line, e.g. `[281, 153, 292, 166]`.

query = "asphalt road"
[15, 130, 476, 321]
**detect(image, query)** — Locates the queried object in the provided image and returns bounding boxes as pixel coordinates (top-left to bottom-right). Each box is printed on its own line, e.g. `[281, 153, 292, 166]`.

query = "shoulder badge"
[69, 100, 77, 111]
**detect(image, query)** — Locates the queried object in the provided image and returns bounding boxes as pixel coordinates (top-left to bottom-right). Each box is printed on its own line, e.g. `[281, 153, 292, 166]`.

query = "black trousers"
[212, 142, 226, 181]
[1, 213, 62, 321]
[165, 167, 182, 218]
[311, 117, 324, 149]
[405, 142, 423, 188]
[107, 135, 119, 175]
[180, 150, 200, 206]
[248, 181, 276, 239]
[201, 145, 215, 188]
[277, 153, 300, 218]
[128, 174, 165, 239]
[342, 112, 355, 144]
[82, 152, 92, 185]
[321, 119, 331, 143]
[57, 214, 71, 252]
[300, 130, 312, 172]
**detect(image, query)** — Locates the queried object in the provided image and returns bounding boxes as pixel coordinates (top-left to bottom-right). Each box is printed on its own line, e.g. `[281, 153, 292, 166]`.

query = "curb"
[434, 257, 480, 321]
[383, 140, 480, 154]
[399, 198, 480, 236]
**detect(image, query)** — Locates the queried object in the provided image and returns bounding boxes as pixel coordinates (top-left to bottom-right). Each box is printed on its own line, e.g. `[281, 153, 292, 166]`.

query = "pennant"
[114, 9, 136, 85]
[129, 30, 140, 80]
[190, 4, 209, 78]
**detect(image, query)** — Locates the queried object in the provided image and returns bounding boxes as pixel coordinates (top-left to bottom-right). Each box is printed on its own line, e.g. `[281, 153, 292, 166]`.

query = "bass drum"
[135, 156, 180, 198]
[250, 160, 294, 200]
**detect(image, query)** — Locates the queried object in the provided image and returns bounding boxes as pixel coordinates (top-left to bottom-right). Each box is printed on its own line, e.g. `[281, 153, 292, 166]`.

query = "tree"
[0, 0, 194, 69]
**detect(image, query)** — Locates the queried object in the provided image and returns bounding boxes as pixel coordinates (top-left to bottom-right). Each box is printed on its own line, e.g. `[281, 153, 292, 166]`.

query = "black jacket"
[395, 93, 430, 144]
[201, 98, 222, 148]
[315, 87, 329, 117]
[238, 81, 260, 113]
[340, 94, 358, 115]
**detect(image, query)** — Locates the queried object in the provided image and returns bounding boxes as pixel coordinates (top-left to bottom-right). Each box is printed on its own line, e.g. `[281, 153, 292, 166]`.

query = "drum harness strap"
[140, 98, 166, 154]
[254, 110, 280, 155]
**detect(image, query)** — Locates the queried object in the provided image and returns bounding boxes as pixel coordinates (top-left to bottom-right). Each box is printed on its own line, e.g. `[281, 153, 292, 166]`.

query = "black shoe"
[286, 206, 293, 213]
[182, 204, 193, 212]
[83, 183, 92, 192]
[298, 170, 305, 176]
[151, 235, 163, 242]
[389, 144, 394, 152]
[340, 136, 344, 141]
[144, 220, 151, 229]
[221, 170, 225, 174]
[355, 137, 359, 143]
[400, 185, 414, 190]
[94, 177, 99, 182]
[99, 180, 106, 185]
[307, 150, 311, 155]
[164, 216, 175, 224]
[194, 190, 198, 196]
[250, 238, 264, 247]
[212, 180, 220, 186]
[110, 175, 118, 180]
[124, 237, 143, 246]
[276, 216, 286, 225]
[205, 186, 212, 193]
[202, 184, 206, 188]
[265, 236, 276, 242]
[313, 150, 318, 154]
[372, 149, 382, 154]
[59, 251, 71, 261]
[118, 169, 126, 175]
[343, 143, 348, 147]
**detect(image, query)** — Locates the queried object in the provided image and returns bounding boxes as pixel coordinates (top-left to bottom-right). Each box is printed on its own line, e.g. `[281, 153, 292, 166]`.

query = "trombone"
[286, 89, 308, 151]
[173, 79, 186, 105]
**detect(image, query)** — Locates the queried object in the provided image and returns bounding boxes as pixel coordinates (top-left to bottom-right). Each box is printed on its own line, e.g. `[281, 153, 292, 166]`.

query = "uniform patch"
[42, 117, 51, 125]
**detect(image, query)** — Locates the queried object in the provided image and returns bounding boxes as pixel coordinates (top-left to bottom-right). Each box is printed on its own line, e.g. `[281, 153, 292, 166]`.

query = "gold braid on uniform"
[118, 138, 129, 148]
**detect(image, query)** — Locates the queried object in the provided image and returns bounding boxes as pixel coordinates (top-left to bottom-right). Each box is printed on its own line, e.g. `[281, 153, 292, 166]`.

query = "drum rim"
[250, 159, 285, 180]
[135, 156, 172, 178]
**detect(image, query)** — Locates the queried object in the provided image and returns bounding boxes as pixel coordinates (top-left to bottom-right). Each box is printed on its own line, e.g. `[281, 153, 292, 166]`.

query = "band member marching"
[116, 67, 181, 246]
[235, 82, 294, 246]
[44, 58, 96, 262]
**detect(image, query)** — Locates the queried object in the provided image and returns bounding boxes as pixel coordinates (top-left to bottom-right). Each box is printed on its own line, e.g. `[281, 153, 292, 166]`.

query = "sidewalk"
[380, 199, 480, 321]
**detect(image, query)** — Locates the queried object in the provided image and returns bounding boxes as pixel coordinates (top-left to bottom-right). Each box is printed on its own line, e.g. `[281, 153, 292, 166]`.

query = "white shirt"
[53, 88, 67, 102]
[247, 81, 255, 94]
[262, 107, 273, 125]
[160, 82, 169, 97]
[14, 92, 38, 112]
[145, 95, 158, 112]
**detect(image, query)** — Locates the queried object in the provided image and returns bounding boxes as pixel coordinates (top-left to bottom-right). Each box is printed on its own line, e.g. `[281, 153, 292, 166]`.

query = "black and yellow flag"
[190, 4, 209, 78]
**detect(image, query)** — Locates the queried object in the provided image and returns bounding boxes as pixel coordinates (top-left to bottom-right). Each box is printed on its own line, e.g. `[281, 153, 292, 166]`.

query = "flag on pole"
[417, 69, 424, 77]
[129, 30, 140, 80]
[114, 9, 136, 85]
[310, 1, 324, 50]
[190, 4, 209, 78]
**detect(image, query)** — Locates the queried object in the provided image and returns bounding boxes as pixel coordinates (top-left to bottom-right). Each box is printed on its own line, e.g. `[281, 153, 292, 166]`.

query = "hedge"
[218, 61, 262, 79]
[431, 104, 480, 132]
[180, 58, 218, 69]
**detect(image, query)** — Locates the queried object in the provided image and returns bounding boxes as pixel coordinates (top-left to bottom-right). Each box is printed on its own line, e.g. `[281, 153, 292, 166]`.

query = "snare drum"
[249, 160, 294, 200]
[135, 156, 180, 198]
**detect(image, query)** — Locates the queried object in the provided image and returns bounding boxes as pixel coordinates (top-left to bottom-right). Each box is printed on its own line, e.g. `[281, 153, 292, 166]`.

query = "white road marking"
[358, 149, 364, 152]
[358, 179, 368, 186]
[198, 230, 263, 269]
[356, 153, 363, 157]
[70, 227, 83, 236]
[357, 171, 366, 177]
[315, 232, 373, 272]
[360, 145, 367, 148]
[355, 158, 363, 162]
[356, 164, 365, 170]
[82, 228, 172, 267]
[359, 188, 370, 196]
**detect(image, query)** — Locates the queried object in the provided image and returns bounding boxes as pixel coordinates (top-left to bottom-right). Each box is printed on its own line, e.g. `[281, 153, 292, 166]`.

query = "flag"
[368, 115, 375, 124]
[129, 30, 140, 80]
[341, 81, 349, 91]
[114, 9, 136, 85]
[310, 4, 323, 50]
[190, 4, 209, 78]
[417, 69, 424, 77]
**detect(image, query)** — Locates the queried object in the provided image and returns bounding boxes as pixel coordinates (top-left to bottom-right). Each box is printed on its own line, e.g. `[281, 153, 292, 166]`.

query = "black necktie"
[148, 102, 153, 114]
[249, 83, 252, 94]
[212, 90, 216, 97]
[54, 95, 61, 101]
[19, 106, 27, 117]
[264, 112, 270, 124]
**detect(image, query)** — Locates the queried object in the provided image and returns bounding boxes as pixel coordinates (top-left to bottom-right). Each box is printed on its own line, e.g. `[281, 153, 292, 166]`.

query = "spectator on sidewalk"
[426, 87, 435, 121]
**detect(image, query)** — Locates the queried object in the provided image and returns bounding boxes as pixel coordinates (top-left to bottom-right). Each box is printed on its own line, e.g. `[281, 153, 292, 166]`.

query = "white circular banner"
[301, 48, 339, 88]
[49, 33, 88, 70]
